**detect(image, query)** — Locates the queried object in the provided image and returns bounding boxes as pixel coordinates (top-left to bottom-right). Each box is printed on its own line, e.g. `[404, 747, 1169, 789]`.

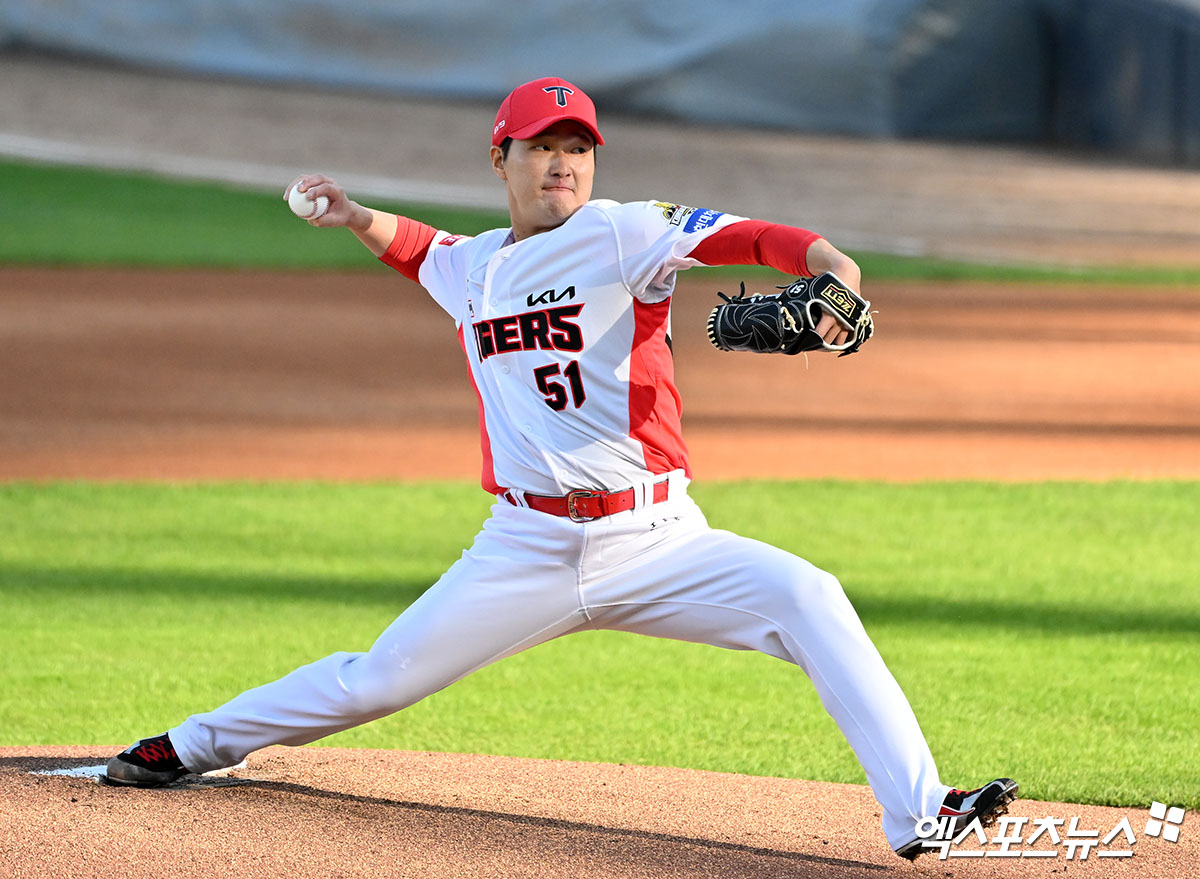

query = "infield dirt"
[3, 267, 1199, 482]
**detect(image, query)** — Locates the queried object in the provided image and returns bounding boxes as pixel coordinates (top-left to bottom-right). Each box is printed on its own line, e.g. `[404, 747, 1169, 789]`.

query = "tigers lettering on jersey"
[473, 304, 585, 360]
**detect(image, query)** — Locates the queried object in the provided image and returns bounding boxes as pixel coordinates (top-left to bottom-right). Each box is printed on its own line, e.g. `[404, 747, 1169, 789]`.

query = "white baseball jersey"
[418, 199, 743, 496]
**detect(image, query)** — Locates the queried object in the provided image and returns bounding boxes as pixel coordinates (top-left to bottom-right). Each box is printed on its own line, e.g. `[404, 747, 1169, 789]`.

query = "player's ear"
[490, 146, 507, 181]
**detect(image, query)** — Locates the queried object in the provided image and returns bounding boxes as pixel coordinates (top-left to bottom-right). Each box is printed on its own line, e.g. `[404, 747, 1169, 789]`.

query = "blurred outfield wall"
[2, 0, 1198, 163]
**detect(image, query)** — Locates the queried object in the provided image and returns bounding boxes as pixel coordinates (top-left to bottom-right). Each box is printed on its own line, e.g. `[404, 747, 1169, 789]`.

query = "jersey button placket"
[484, 252, 533, 448]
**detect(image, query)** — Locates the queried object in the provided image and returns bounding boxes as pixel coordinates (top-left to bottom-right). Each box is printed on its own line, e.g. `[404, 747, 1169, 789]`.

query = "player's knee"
[339, 654, 421, 717]
[769, 564, 847, 615]
[810, 569, 847, 601]
[805, 570, 852, 616]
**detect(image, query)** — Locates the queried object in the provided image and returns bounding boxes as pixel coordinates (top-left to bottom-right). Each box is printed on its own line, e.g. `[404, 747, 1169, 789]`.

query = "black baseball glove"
[706, 272, 874, 357]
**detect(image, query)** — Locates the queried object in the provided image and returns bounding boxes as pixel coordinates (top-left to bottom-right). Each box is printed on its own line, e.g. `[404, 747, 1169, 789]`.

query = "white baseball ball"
[288, 185, 329, 220]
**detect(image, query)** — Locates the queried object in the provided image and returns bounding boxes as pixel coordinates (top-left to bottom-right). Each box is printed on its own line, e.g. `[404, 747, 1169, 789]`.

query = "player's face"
[491, 120, 595, 241]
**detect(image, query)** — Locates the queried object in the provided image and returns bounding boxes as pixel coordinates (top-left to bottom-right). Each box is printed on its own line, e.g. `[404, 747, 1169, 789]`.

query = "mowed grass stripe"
[1, 480, 1196, 810]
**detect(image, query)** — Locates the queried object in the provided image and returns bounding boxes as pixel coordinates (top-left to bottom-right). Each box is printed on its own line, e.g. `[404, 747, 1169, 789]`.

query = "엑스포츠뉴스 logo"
[908, 802, 1187, 860]
[1145, 802, 1186, 842]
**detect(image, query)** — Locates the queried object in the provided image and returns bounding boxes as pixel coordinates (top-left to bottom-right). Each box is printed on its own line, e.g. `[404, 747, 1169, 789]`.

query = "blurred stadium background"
[2, 0, 1199, 267]
[4, 0, 1200, 160]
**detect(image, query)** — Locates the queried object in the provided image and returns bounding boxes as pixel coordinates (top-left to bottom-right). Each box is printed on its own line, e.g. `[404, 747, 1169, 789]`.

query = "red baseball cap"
[492, 77, 604, 147]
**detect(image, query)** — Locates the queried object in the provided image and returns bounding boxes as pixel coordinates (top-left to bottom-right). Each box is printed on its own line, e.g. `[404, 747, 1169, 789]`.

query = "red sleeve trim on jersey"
[686, 220, 821, 277]
[378, 215, 438, 282]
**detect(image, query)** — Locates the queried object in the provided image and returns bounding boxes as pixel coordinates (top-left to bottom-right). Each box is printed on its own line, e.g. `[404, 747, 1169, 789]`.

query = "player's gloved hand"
[706, 272, 875, 357]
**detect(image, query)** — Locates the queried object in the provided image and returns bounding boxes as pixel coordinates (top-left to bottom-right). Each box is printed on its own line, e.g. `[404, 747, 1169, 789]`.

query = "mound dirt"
[2, 746, 1193, 878]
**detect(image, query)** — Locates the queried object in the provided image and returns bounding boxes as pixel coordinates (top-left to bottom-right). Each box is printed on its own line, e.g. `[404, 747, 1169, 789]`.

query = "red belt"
[505, 480, 670, 522]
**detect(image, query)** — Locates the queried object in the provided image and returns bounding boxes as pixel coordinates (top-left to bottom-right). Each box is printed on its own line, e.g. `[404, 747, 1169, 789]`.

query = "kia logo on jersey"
[543, 85, 574, 107]
[526, 285, 576, 308]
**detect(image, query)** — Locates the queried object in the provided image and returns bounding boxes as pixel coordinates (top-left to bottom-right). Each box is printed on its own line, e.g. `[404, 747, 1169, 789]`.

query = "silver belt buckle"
[565, 489, 602, 522]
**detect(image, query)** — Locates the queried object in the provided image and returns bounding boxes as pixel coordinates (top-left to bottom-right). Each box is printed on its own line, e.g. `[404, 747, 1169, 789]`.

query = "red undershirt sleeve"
[378, 215, 438, 283]
[686, 220, 821, 277]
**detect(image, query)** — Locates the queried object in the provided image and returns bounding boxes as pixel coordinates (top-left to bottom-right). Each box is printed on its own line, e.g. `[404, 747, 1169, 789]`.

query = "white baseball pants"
[171, 489, 947, 848]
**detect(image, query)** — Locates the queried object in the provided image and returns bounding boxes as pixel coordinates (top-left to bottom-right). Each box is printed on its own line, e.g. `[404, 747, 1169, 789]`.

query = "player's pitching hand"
[802, 240, 862, 348]
[814, 311, 851, 347]
[283, 174, 362, 229]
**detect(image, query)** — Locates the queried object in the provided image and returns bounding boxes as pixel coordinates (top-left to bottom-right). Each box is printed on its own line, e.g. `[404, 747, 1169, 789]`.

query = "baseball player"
[106, 77, 1017, 860]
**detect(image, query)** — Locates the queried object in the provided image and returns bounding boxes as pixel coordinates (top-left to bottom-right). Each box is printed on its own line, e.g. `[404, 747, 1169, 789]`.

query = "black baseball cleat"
[894, 778, 1020, 861]
[105, 733, 191, 787]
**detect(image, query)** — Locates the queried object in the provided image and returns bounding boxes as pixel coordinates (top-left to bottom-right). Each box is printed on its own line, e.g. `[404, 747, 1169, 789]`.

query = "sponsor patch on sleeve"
[438, 234, 468, 246]
[682, 208, 724, 233]
[653, 201, 697, 227]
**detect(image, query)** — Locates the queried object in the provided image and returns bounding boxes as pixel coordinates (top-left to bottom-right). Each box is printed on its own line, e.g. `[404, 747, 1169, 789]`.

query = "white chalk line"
[32, 759, 251, 785]
[0, 133, 506, 211]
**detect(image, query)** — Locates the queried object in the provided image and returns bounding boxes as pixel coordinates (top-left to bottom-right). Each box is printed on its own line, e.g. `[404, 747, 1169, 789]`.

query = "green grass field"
[6, 158, 1200, 284]
[2, 481, 1197, 810]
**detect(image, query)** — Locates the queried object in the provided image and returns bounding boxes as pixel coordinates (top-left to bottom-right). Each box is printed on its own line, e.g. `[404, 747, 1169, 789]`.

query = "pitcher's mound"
[2, 746, 1192, 877]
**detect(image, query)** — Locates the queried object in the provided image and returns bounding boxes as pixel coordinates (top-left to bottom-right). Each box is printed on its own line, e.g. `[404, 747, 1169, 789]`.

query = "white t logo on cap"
[542, 85, 574, 107]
